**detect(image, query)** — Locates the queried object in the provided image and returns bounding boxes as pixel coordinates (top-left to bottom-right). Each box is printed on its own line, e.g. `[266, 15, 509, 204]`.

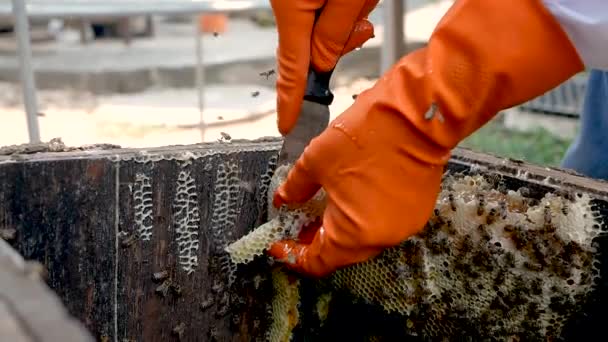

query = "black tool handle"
[303, 8, 334, 106]
[303, 68, 334, 106]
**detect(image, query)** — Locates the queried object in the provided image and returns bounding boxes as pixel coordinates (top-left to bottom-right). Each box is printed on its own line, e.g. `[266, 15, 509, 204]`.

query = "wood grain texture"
[0, 139, 282, 341]
[1, 140, 608, 341]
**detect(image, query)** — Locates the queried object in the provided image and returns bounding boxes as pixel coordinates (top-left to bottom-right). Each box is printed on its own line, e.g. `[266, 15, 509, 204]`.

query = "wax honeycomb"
[228, 164, 604, 340]
[172, 170, 200, 275]
[133, 172, 153, 241]
[210, 161, 242, 285]
[225, 164, 326, 264]
[266, 268, 300, 342]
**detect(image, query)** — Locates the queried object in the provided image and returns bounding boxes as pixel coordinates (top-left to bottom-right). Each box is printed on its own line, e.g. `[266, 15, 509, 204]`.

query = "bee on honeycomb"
[226, 163, 604, 340]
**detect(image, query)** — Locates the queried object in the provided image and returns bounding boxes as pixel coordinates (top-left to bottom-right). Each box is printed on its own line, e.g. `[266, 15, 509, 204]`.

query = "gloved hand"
[270, 0, 379, 135]
[268, 0, 584, 277]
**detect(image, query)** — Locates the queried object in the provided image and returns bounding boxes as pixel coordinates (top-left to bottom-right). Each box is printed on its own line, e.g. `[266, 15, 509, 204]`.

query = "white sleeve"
[542, 0, 608, 70]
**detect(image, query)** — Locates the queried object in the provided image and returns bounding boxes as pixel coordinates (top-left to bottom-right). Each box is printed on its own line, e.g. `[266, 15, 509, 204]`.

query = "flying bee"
[259, 69, 276, 79]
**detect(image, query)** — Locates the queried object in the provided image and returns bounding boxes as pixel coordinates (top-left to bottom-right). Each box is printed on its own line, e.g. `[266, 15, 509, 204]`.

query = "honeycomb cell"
[266, 268, 300, 342]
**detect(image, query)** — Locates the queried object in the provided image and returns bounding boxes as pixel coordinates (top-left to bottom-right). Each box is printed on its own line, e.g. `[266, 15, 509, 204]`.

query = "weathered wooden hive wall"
[0, 138, 607, 341]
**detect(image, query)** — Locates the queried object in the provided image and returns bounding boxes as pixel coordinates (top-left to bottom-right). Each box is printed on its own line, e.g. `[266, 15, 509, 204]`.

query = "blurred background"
[0, 0, 588, 166]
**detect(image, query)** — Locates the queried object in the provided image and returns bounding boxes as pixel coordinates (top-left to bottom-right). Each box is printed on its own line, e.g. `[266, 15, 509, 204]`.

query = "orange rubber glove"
[268, 0, 584, 277]
[271, 0, 379, 135]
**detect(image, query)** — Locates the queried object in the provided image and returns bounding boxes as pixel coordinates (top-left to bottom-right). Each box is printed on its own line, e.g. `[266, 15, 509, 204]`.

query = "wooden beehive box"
[0, 138, 607, 341]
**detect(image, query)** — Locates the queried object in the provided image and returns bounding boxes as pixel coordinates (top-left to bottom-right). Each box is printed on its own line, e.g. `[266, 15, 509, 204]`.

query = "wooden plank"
[1, 140, 608, 340]
[0, 239, 94, 341]
[0, 138, 282, 341]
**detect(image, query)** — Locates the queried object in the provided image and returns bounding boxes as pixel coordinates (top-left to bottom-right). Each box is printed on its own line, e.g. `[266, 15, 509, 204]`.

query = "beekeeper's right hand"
[268, 0, 593, 278]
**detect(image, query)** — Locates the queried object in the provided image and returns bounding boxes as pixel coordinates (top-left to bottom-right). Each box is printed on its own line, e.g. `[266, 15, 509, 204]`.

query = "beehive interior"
[226, 163, 606, 340]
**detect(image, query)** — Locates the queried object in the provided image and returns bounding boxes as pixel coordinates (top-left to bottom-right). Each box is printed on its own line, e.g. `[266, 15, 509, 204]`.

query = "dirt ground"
[0, 79, 376, 149]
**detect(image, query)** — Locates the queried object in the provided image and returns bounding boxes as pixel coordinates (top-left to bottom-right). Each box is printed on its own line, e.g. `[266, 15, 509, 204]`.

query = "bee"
[259, 69, 276, 79]
[477, 194, 486, 216]
[251, 90, 260, 97]
[171, 284, 183, 297]
[477, 224, 491, 242]
[436, 111, 445, 123]
[503, 251, 516, 268]
[424, 103, 438, 120]
[530, 278, 543, 295]
[490, 296, 509, 312]
[219, 132, 232, 142]
[493, 271, 506, 286]
[462, 279, 476, 295]
[352, 94, 359, 100]
[459, 235, 474, 252]
[474, 251, 494, 272]
[213, 31, 219, 37]
[155, 279, 173, 298]
[120, 234, 137, 248]
[215, 293, 231, 318]
[445, 220, 457, 235]
[524, 261, 543, 272]
[560, 241, 580, 263]
[395, 264, 411, 281]
[433, 209, 445, 225]
[512, 233, 528, 250]
[379, 286, 393, 301]
[527, 302, 541, 320]
[561, 203, 569, 216]
[200, 296, 215, 310]
[508, 157, 525, 165]
[543, 204, 552, 225]
[503, 224, 515, 233]
[428, 237, 449, 255]
[518, 187, 531, 197]
[152, 270, 169, 282]
[231, 313, 241, 326]
[486, 208, 497, 225]
[211, 279, 224, 294]
[447, 192, 457, 211]
[172, 323, 186, 340]
[498, 200, 508, 219]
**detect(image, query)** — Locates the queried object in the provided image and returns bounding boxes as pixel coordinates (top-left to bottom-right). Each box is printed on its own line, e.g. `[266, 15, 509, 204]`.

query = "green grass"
[459, 119, 574, 167]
